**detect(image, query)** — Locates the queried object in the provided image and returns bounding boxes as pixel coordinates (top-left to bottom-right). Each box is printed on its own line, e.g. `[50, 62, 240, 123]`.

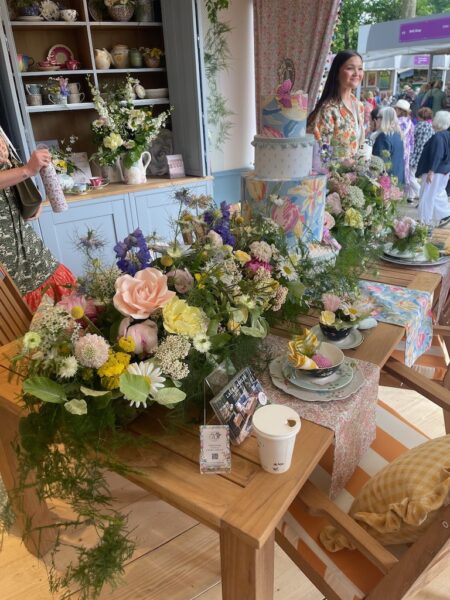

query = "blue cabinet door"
[133, 181, 210, 241]
[38, 195, 133, 276]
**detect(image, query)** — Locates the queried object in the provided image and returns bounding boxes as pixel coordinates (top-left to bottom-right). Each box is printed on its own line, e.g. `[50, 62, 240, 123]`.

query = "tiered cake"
[243, 81, 327, 246]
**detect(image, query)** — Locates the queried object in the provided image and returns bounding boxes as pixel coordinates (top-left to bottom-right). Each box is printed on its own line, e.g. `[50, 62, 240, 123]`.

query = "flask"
[40, 163, 68, 213]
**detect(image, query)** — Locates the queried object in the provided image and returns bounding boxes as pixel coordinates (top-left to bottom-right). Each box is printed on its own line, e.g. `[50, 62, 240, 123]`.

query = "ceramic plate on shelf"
[88, 0, 107, 21]
[47, 44, 74, 66]
[40, 0, 60, 20]
[270, 356, 364, 402]
[87, 182, 109, 191]
[310, 324, 364, 350]
[282, 358, 354, 392]
[17, 16, 44, 20]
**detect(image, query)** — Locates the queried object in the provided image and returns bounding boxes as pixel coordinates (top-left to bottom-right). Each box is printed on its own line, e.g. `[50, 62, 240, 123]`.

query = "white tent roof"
[358, 13, 450, 61]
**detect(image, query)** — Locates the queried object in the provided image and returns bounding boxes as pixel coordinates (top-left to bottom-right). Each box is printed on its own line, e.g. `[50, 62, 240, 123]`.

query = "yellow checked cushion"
[321, 435, 450, 551]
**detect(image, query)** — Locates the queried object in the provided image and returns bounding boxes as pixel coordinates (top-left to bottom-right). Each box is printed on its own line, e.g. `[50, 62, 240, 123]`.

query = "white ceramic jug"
[94, 48, 112, 70]
[123, 152, 151, 185]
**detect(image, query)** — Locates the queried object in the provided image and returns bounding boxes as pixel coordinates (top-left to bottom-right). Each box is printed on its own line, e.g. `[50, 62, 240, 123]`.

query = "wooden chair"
[0, 264, 32, 345]
[276, 381, 450, 600]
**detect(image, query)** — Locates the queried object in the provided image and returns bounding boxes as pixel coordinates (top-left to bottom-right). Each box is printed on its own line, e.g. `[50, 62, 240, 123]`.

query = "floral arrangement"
[88, 76, 170, 167]
[47, 76, 69, 97]
[140, 47, 164, 59]
[319, 292, 366, 330]
[49, 135, 78, 175]
[391, 217, 440, 260]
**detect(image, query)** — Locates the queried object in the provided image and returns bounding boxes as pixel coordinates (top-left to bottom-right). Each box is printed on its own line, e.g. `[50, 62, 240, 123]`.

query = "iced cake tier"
[252, 134, 314, 180]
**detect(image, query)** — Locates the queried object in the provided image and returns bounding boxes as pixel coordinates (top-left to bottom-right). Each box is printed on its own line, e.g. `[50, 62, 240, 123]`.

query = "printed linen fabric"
[312, 97, 365, 160]
[253, 0, 341, 131]
[359, 280, 433, 367]
[260, 335, 379, 499]
[0, 134, 58, 295]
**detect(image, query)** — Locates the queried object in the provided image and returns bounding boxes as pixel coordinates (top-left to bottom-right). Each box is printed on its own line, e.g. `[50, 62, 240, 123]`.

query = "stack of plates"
[269, 356, 364, 402]
[382, 243, 450, 267]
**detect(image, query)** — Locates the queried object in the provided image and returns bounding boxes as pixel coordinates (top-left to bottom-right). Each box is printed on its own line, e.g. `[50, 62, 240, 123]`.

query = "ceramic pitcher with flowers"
[123, 152, 151, 185]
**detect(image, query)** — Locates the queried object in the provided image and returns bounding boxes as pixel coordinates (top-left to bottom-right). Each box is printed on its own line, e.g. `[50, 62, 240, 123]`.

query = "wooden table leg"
[0, 407, 55, 557]
[220, 527, 274, 600]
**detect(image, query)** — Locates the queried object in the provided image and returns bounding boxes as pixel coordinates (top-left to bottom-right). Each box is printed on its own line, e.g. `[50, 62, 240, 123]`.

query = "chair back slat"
[0, 265, 32, 345]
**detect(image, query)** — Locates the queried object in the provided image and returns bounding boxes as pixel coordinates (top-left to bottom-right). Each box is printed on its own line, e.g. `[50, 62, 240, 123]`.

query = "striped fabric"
[277, 400, 430, 600]
[392, 333, 449, 381]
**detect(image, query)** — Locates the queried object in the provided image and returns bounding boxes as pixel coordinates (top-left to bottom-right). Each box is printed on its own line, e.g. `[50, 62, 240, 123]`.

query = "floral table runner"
[359, 280, 433, 367]
[422, 261, 450, 320]
[259, 335, 379, 499]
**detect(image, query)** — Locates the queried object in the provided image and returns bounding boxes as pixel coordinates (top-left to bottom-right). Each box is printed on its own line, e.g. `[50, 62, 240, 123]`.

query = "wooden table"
[0, 344, 333, 600]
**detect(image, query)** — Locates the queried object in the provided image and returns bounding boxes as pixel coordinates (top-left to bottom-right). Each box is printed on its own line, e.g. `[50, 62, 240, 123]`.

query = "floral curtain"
[253, 0, 341, 132]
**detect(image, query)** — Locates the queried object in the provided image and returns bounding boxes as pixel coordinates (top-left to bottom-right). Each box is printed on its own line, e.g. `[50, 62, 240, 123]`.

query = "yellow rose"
[103, 132, 123, 151]
[320, 311, 336, 326]
[234, 250, 251, 265]
[163, 297, 208, 338]
[344, 208, 364, 229]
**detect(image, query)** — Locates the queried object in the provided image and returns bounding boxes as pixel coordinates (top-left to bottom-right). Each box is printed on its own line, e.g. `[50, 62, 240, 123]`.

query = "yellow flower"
[97, 351, 130, 378]
[71, 306, 85, 320]
[235, 215, 244, 224]
[227, 319, 241, 335]
[234, 250, 251, 265]
[320, 311, 336, 326]
[161, 255, 174, 267]
[118, 336, 135, 353]
[344, 208, 364, 229]
[104, 132, 123, 151]
[163, 297, 208, 337]
[194, 272, 206, 289]
[116, 352, 131, 366]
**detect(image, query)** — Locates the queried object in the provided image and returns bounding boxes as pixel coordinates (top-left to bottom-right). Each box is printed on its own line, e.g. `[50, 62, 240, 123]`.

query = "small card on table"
[199, 425, 231, 474]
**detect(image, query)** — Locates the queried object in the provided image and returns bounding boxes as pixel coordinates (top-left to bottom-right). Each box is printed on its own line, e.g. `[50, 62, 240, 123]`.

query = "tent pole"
[427, 54, 433, 83]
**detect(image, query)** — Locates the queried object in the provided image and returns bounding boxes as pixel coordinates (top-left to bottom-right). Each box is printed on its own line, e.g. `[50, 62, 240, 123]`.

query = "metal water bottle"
[40, 162, 68, 212]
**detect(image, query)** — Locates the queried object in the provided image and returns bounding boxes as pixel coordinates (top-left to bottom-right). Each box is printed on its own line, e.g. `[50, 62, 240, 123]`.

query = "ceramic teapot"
[111, 45, 130, 69]
[94, 48, 112, 70]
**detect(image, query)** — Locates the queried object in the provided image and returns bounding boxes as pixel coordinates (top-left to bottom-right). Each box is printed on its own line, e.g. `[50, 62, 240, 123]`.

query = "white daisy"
[59, 356, 78, 379]
[193, 334, 211, 353]
[127, 361, 166, 406]
[278, 260, 297, 281]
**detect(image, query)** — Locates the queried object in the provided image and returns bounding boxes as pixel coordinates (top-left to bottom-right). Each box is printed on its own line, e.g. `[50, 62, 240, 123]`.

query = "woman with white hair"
[416, 110, 450, 226]
[372, 106, 405, 184]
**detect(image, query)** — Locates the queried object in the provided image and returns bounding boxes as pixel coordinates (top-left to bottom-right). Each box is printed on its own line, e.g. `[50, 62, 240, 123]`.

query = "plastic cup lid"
[252, 404, 301, 438]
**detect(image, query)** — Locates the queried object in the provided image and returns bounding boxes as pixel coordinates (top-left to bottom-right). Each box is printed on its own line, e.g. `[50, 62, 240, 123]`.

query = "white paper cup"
[252, 405, 301, 474]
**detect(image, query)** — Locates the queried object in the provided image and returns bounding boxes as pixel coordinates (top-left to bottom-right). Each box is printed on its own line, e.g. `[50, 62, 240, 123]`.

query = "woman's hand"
[25, 149, 51, 176]
[426, 170, 434, 184]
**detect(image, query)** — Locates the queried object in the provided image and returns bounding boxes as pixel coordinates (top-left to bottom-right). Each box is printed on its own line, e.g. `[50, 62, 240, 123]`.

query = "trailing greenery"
[203, 0, 234, 150]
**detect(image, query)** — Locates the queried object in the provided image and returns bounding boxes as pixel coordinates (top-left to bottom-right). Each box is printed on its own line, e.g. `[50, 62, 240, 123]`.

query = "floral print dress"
[311, 95, 365, 160]
[398, 116, 414, 195]
[0, 132, 58, 295]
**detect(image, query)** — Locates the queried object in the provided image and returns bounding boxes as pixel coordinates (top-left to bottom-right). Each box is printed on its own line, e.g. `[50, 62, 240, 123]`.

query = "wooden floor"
[0, 386, 448, 600]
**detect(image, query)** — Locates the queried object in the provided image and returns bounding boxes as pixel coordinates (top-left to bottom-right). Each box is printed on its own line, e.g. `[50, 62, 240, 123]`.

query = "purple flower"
[114, 228, 151, 275]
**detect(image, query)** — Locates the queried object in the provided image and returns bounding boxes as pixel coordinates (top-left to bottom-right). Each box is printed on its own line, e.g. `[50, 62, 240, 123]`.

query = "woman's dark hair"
[370, 107, 379, 122]
[307, 50, 363, 129]
[417, 107, 433, 120]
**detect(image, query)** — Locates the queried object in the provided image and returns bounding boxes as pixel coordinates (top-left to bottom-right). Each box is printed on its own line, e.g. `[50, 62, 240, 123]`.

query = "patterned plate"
[282, 357, 354, 392]
[270, 356, 364, 402]
[310, 324, 364, 350]
[47, 44, 74, 66]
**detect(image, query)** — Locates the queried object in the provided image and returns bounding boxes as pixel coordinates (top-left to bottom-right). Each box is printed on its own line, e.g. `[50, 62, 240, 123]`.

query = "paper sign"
[167, 154, 185, 179]
[199, 425, 231, 474]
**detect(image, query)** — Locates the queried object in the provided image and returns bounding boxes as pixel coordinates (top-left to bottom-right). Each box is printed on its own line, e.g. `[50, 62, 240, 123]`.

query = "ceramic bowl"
[319, 322, 353, 341]
[144, 88, 169, 99]
[305, 342, 344, 378]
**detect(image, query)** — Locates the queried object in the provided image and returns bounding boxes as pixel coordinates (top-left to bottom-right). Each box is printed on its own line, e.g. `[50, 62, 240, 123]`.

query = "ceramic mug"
[49, 94, 67, 105]
[68, 92, 85, 104]
[17, 54, 34, 73]
[68, 82, 81, 93]
[26, 94, 42, 106]
[60, 9, 77, 21]
[90, 177, 104, 187]
[25, 83, 41, 95]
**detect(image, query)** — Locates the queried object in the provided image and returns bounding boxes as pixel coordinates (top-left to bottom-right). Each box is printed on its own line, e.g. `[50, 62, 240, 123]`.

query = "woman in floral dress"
[393, 99, 415, 198]
[0, 129, 76, 311]
[307, 50, 365, 161]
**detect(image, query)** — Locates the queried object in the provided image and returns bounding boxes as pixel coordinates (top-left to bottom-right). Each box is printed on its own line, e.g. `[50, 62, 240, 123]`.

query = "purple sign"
[413, 55, 430, 66]
[400, 16, 450, 42]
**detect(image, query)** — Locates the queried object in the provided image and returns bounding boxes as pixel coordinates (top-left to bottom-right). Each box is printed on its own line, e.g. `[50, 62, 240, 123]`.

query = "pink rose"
[113, 267, 175, 319]
[323, 211, 335, 230]
[393, 219, 411, 239]
[322, 293, 341, 312]
[246, 259, 272, 274]
[271, 200, 301, 232]
[57, 294, 97, 320]
[326, 192, 343, 215]
[118, 317, 158, 354]
[167, 269, 194, 294]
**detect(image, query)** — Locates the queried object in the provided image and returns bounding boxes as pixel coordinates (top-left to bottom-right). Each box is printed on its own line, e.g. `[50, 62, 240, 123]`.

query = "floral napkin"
[359, 281, 433, 366]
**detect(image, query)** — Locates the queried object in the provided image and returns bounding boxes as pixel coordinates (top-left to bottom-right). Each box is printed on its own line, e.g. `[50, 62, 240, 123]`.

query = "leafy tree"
[332, 0, 450, 52]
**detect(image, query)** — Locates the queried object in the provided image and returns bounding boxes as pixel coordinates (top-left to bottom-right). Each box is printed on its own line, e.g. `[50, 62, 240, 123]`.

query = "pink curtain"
[253, 0, 341, 132]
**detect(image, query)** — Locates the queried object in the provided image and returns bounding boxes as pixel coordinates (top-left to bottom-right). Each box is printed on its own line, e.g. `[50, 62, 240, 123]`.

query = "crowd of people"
[309, 50, 450, 227]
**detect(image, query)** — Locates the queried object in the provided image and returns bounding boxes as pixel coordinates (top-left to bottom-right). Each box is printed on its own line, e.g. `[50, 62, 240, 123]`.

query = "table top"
[0, 347, 333, 550]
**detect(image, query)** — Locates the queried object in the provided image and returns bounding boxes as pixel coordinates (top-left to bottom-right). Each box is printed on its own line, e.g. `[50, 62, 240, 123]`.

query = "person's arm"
[0, 148, 51, 190]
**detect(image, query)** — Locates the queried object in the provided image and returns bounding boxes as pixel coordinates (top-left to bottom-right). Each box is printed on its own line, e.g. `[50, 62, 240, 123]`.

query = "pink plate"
[47, 44, 75, 66]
